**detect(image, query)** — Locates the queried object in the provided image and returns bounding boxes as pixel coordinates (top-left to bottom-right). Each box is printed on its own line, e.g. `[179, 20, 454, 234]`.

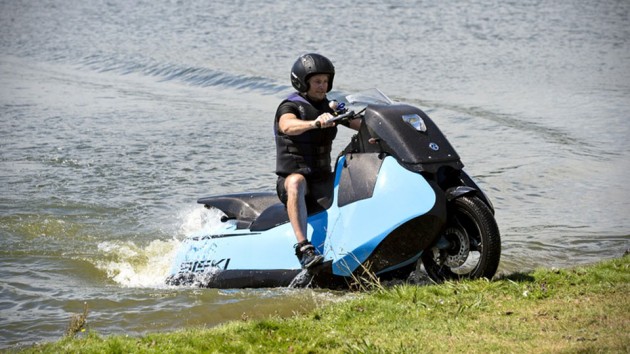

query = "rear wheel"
[422, 195, 501, 282]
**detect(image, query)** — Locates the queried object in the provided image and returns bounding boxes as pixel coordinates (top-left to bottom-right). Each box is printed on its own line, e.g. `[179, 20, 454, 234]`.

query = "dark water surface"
[1, 0, 629, 348]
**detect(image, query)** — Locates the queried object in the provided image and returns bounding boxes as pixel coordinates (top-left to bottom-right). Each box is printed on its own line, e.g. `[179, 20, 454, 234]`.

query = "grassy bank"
[22, 255, 629, 353]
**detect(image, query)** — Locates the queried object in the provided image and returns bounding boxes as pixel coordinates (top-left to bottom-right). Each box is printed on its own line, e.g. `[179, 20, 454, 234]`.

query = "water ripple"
[79, 54, 289, 94]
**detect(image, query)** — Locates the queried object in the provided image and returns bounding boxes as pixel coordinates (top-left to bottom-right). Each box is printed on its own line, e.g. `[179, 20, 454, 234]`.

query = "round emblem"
[429, 142, 439, 151]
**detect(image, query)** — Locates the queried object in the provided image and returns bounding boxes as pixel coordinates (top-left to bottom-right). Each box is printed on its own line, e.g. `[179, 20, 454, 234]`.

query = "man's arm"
[278, 113, 334, 135]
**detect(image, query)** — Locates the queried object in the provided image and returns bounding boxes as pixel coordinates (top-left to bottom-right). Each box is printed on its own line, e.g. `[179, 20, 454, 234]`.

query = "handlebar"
[315, 110, 356, 128]
[330, 110, 356, 122]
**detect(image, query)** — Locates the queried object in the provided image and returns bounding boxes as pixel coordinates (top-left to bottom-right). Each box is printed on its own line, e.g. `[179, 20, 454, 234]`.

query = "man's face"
[306, 74, 329, 101]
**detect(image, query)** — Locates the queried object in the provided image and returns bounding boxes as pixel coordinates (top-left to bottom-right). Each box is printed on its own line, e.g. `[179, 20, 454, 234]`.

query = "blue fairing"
[326, 156, 436, 275]
[169, 155, 436, 278]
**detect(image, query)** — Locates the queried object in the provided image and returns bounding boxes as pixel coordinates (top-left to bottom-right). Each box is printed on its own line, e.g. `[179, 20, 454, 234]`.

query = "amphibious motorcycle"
[166, 89, 501, 288]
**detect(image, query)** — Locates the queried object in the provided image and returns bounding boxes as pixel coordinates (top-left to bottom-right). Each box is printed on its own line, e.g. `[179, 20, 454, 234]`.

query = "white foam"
[96, 206, 230, 288]
[96, 239, 180, 288]
[176, 206, 229, 239]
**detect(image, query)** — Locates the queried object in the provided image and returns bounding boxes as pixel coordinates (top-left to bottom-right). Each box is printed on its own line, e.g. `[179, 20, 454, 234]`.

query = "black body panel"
[197, 192, 279, 223]
[362, 104, 464, 173]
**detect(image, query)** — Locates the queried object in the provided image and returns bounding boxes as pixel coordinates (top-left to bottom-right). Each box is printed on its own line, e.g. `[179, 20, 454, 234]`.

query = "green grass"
[20, 255, 630, 353]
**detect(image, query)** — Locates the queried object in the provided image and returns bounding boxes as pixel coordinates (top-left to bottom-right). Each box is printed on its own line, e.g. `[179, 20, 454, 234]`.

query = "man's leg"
[284, 173, 308, 243]
[284, 173, 323, 268]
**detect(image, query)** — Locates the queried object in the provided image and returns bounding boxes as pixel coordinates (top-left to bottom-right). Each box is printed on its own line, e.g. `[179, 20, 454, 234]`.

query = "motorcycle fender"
[445, 186, 477, 202]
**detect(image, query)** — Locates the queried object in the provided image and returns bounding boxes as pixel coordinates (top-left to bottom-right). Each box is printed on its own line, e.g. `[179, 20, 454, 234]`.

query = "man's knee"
[285, 174, 306, 196]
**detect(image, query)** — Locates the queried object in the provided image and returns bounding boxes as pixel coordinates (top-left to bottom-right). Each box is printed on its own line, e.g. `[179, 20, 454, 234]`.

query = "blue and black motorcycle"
[166, 89, 501, 288]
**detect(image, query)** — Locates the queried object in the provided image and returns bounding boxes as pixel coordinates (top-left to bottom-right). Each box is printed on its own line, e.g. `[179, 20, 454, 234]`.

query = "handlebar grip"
[329, 110, 355, 123]
[315, 110, 356, 129]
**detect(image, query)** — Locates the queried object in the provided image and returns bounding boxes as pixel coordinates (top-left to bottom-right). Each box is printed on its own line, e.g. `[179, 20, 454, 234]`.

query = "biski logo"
[180, 258, 231, 273]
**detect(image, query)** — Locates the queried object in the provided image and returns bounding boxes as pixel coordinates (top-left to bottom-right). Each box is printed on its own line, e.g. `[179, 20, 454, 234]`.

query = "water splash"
[96, 207, 230, 288]
[176, 206, 231, 239]
[288, 269, 315, 288]
[96, 239, 179, 288]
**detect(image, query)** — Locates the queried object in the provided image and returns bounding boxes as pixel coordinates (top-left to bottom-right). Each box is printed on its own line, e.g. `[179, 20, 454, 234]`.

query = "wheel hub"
[444, 226, 470, 267]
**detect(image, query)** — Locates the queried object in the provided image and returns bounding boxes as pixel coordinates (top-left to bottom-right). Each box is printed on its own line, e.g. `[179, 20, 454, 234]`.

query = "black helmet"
[290, 53, 335, 93]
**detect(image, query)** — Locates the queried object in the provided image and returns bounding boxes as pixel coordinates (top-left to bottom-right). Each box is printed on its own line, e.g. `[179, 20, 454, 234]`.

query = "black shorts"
[276, 173, 335, 210]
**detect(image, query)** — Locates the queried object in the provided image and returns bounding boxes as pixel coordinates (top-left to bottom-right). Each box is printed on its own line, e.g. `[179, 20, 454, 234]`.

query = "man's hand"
[314, 113, 335, 129]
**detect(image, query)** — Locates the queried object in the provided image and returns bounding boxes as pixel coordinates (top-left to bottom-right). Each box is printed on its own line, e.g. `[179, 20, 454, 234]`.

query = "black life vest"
[275, 92, 337, 179]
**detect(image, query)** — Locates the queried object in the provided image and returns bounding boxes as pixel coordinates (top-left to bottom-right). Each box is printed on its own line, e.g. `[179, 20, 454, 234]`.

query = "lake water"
[1, 0, 629, 349]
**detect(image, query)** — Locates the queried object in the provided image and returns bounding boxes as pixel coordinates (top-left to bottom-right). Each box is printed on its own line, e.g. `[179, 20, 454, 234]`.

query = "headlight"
[402, 114, 427, 132]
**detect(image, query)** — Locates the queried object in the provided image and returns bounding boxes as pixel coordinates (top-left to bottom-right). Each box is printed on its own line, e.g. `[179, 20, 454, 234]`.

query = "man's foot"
[295, 241, 323, 269]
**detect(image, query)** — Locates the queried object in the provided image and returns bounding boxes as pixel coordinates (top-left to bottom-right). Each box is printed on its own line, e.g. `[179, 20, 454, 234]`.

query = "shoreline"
[17, 254, 630, 353]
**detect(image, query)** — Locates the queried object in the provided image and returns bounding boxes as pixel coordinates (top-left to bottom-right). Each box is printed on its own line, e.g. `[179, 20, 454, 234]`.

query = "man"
[274, 53, 361, 269]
